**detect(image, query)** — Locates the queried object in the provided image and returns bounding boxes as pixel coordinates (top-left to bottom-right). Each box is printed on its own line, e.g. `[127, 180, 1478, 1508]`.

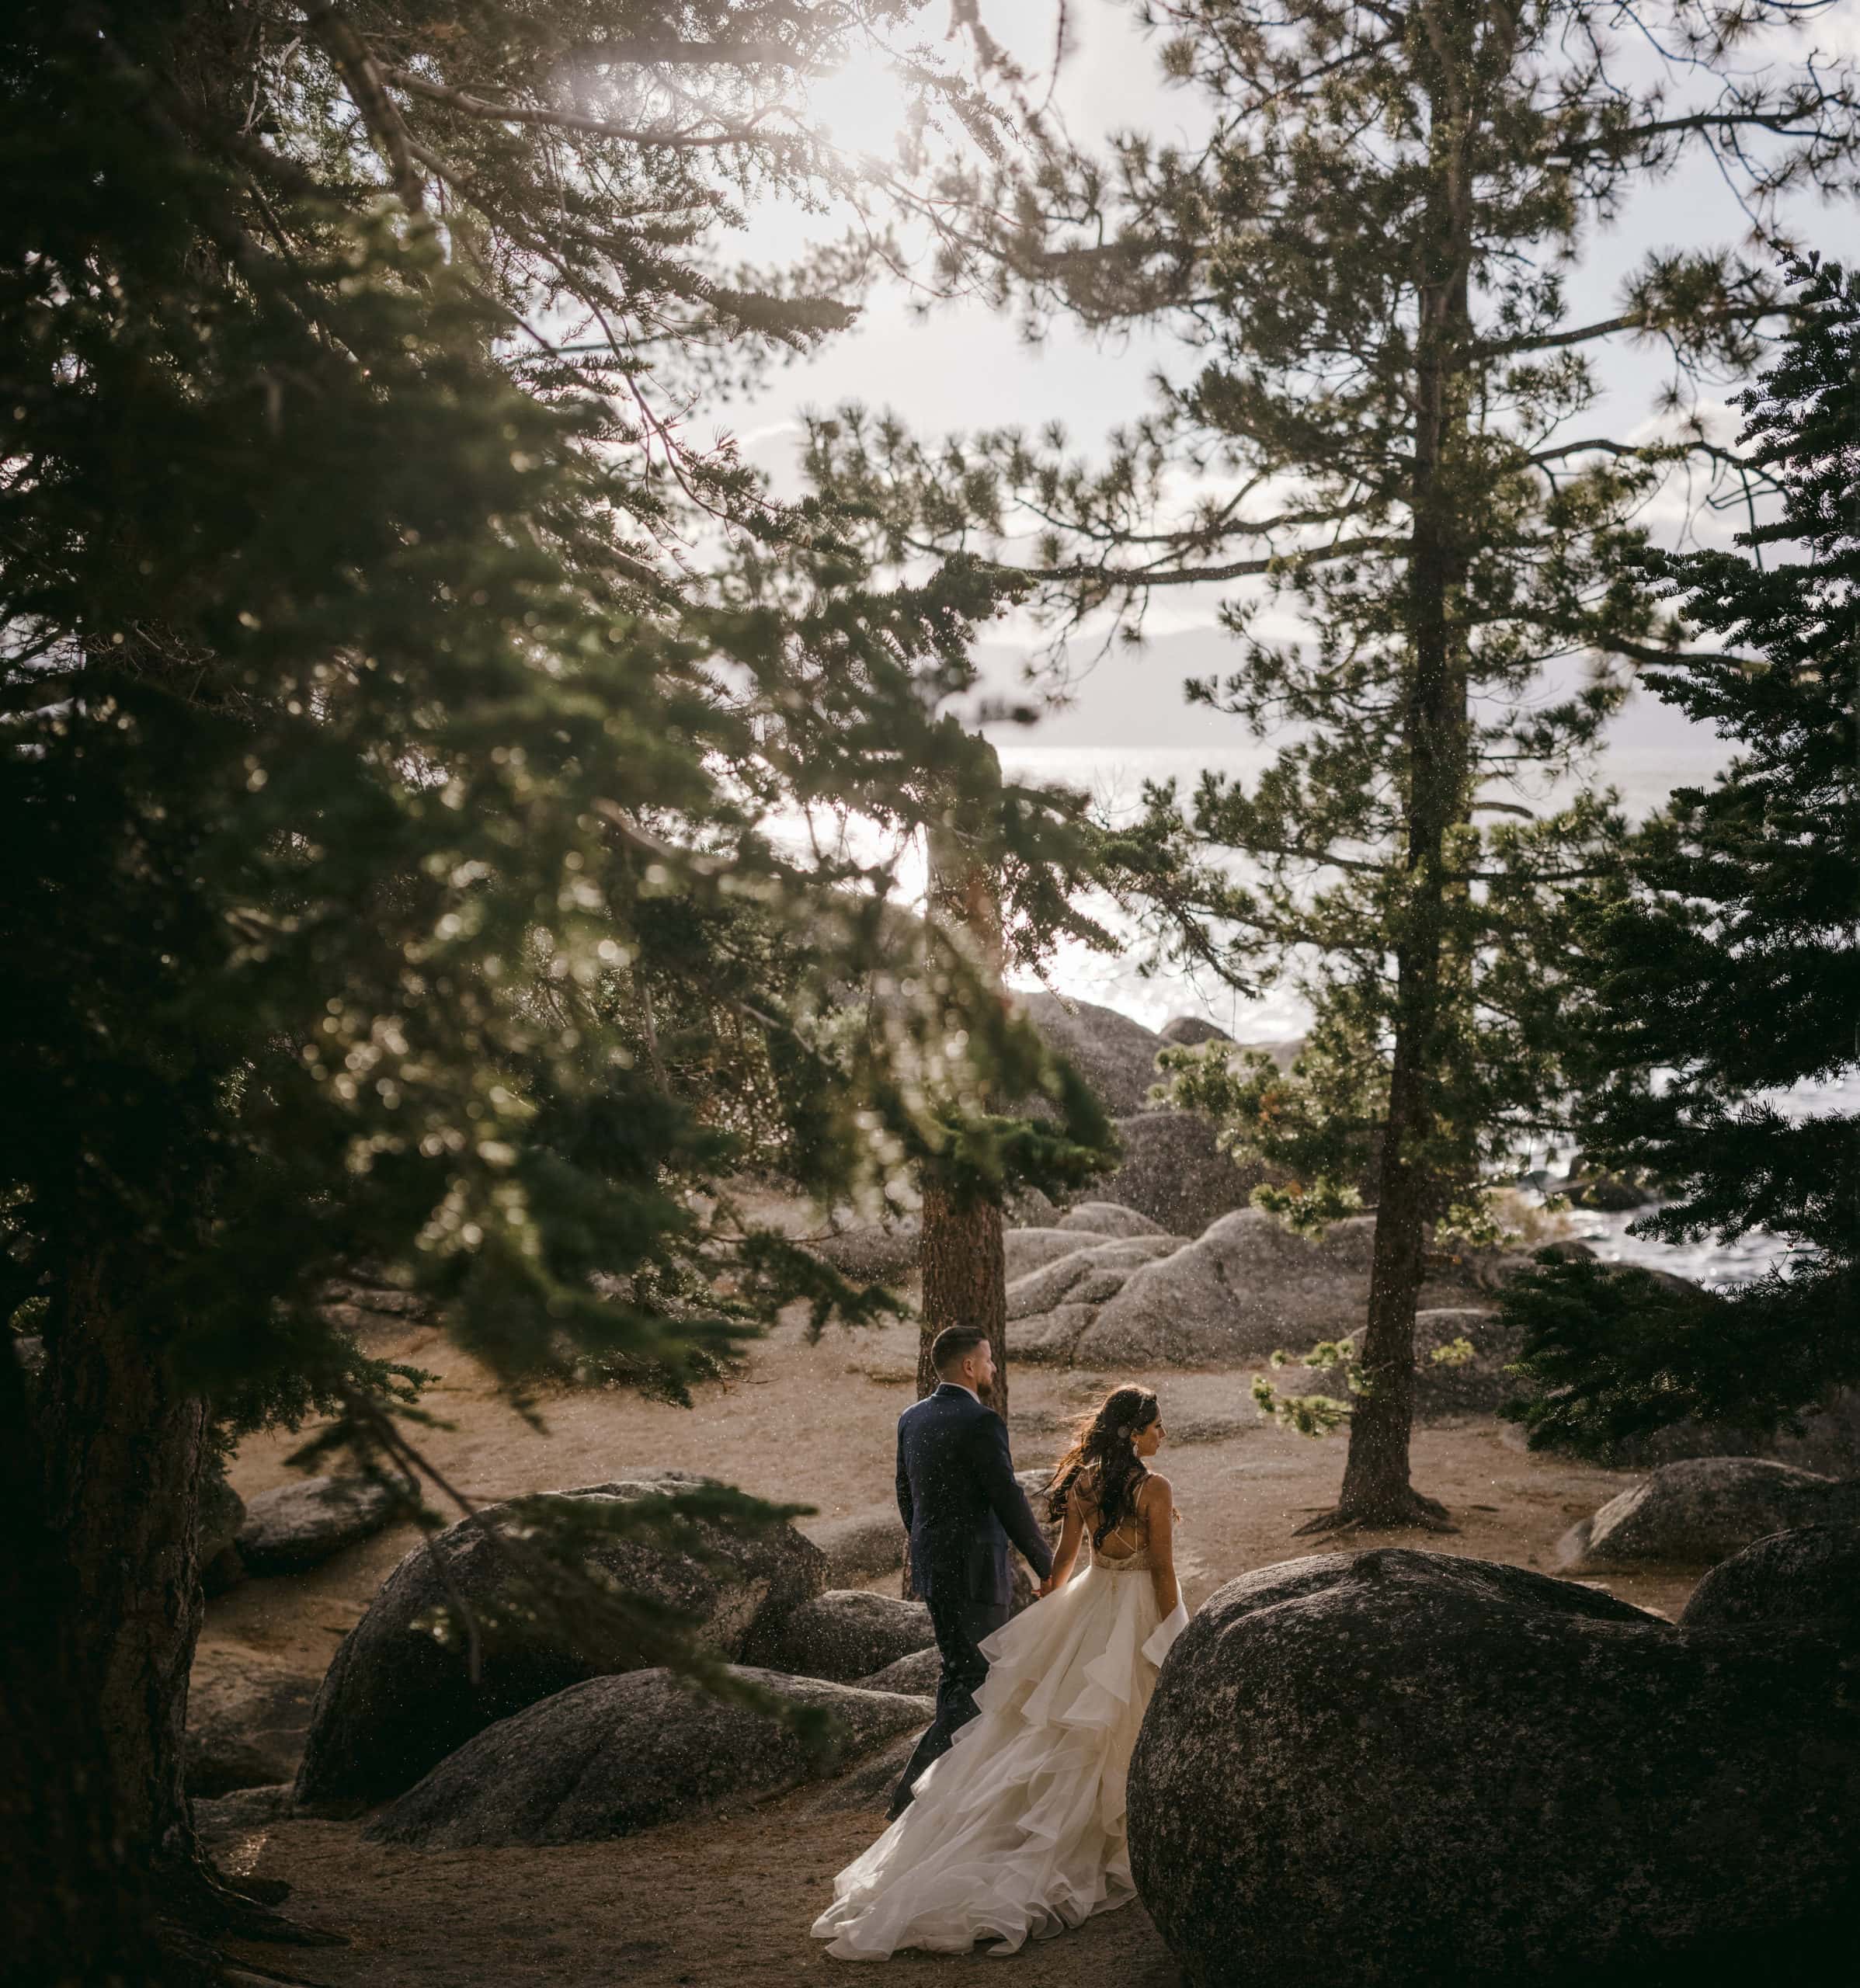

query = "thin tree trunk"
[1299, 0, 1500, 1534]
[914, 743, 1010, 1415]
[903, 752, 1011, 1594]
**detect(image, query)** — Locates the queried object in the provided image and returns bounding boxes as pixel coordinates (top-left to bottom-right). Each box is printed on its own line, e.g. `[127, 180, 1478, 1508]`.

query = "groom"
[888, 1322, 1054, 1821]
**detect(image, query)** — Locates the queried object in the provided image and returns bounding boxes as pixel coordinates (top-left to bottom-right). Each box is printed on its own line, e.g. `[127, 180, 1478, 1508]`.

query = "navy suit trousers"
[887, 1584, 1010, 1820]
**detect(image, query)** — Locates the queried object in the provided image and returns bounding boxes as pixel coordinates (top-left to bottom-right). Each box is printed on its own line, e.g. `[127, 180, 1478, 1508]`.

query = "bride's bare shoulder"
[1138, 1472, 1173, 1510]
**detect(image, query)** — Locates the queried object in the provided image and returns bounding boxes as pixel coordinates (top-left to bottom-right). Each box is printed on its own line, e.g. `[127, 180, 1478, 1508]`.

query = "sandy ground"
[210, 1305, 1702, 1987]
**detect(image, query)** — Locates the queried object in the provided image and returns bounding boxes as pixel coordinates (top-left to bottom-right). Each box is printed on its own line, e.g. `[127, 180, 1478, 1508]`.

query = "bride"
[812, 1384, 1188, 1960]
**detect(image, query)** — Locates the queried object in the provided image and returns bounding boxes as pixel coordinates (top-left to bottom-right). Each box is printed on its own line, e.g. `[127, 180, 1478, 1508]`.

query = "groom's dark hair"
[930, 1324, 989, 1376]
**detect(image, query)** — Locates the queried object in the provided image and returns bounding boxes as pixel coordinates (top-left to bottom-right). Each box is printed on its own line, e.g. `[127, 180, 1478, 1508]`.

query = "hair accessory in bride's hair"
[1045, 1384, 1160, 1544]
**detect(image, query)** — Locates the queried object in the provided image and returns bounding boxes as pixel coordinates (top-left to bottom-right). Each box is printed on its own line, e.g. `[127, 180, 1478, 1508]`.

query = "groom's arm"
[974, 1413, 1053, 1582]
[895, 1420, 913, 1534]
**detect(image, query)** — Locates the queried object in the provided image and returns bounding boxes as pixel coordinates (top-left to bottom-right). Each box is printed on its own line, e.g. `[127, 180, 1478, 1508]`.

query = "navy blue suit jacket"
[895, 1383, 1054, 1607]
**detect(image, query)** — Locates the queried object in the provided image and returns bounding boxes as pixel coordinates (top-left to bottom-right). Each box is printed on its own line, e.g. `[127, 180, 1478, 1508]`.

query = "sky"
[713, 0, 1857, 1031]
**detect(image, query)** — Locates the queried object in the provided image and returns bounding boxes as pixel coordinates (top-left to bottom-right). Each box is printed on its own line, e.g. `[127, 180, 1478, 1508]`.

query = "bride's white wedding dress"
[812, 1531, 1190, 1960]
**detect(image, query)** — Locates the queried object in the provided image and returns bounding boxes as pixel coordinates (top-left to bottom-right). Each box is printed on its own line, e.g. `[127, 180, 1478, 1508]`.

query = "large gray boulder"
[804, 1218, 921, 1281]
[800, 1504, 905, 1586]
[1056, 1201, 1167, 1238]
[1397, 1309, 1517, 1416]
[186, 1648, 318, 1798]
[1007, 1210, 1514, 1371]
[367, 1667, 930, 1847]
[1090, 1111, 1264, 1236]
[1558, 1458, 1860, 1571]
[1018, 992, 1167, 1116]
[1076, 1210, 1467, 1368]
[1128, 1548, 1860, 1988]
[749, 1590, 933, 1683]
[294, 1470, 826, 1810]
[801, 1727, 923, 1816]
[856, 1644, 943, 1695]
[1681, 1521, 1860, 1633]
[1004, 1225, 1111, 1280]
[1006, 1303, 1102, 1362]
[235, 1474, 405, 1578]
[1007, 1236, 1180, 1323]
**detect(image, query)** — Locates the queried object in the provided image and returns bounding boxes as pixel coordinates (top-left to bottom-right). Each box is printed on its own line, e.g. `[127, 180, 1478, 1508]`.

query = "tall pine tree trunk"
[1312, 439, 1462, 1528]
[1, 1329, 176, 1988]
[916, 1187, 1009, 1418]
[39, 1265, 211, 1880]
[902, 752, 1012, 1599]
[914, 746, 1011, 1422]
[1299, 1, 1493, 1533]
[34, 1262, 319, 1955]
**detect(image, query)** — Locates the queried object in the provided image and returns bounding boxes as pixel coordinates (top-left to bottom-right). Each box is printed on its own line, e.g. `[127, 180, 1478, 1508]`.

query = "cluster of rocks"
[210, 1444, 1860, 1988]
[1003, 999, 1860, 1470]
[283, 1470, 940, 1837]
[186, 996, 1857, 1913]
[1129, 1529, 1860, 1987]
[1003, 1204, 1513, 1378]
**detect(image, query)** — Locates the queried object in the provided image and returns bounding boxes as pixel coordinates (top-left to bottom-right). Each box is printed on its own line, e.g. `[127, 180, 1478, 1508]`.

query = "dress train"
[812, 1548, 1188, 1959]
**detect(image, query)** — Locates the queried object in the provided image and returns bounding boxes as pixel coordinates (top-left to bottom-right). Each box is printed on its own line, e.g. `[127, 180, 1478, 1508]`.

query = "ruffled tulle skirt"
[811, 1562, 1189, 1960]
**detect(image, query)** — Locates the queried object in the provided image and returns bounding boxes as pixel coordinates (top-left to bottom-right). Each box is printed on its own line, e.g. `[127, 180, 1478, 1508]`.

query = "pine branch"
[557, 38, 834, 74]
[302, 2, 426, 212]
[975, 532, 1402, 593]
[1475, 304, 1770, 360]
[1543, 99, 1858, 169]
[380, 67, 793, 151]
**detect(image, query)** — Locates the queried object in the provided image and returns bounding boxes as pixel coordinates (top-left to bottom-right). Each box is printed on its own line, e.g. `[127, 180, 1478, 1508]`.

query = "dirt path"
[228, 1811, 1180, 1988]
[211, 1309, 1698, 1986]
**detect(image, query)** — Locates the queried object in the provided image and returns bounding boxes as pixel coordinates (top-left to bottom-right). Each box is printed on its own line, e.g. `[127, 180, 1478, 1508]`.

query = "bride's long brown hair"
[1044, 1385, 1160, 1551]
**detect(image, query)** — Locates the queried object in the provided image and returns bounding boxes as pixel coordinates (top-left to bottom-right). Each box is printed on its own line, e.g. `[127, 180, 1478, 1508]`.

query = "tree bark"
[902, 750, 1012, 1596]
[914, 742, 1011, 1416]
[34, 1264, 324, 1955]
[0, 1330, 178, 1988]
[916, 1183, 1010, 1422]
[1299, 0, 1504, 1534]
[38, 1265, 213, 1881]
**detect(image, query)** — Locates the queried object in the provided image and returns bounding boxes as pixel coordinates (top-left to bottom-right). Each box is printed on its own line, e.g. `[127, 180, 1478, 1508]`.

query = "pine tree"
[1501, 254, 1859, 1457]
[803, 0, 1860, 1530]
[0, 5, 1111, 1976]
